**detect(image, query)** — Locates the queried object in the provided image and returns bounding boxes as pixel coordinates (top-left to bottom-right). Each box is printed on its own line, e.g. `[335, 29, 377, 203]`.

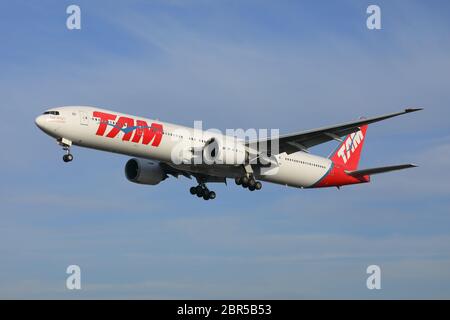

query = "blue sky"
[0, 0, 450, 299]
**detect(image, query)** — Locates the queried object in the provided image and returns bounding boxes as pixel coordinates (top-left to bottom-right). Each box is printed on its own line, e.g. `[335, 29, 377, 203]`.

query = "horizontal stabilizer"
[345, 164, 417, 177]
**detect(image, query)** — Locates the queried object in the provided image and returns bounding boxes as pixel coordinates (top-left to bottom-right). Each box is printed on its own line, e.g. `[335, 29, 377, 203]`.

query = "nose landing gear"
[58, 138, 73, 163]
[63, 152, 74, 163]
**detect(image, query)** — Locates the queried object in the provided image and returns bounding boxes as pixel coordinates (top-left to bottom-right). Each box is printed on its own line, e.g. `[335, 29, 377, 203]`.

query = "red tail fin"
[329, 125, 368, 171]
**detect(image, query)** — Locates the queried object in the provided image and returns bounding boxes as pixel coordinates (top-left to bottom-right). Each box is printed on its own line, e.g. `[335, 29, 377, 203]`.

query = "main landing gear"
[190, 184, 216, 201]
[235, 175, 262, 191]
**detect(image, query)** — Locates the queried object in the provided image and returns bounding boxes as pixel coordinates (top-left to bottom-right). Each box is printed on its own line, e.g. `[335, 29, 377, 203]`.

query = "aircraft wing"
[345, 164, 417, 177]
[160, 162, 192, 179]
[160, 162, 227, 183]
[248, 108, 422, 155]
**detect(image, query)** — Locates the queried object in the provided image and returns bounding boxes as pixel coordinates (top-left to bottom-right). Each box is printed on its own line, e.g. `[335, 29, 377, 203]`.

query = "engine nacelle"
[124, 158, 167, 185]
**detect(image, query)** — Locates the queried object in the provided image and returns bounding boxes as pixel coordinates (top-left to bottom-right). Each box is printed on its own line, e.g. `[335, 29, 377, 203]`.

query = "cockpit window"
[43, 111, 60, 115]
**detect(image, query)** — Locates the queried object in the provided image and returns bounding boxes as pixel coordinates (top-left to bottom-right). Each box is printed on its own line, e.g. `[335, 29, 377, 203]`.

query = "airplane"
[35, 106, 421, 200]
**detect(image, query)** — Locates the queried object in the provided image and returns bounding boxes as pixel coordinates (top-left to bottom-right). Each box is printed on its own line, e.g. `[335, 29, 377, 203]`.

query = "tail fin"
[329, 125, 368, 171]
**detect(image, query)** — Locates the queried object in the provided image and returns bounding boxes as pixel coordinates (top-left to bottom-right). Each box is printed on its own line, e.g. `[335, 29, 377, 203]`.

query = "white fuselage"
[35, 106, 332, 188]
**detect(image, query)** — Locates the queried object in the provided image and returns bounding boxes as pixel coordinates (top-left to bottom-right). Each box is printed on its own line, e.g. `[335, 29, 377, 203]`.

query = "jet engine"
[124, 158, 167, 185]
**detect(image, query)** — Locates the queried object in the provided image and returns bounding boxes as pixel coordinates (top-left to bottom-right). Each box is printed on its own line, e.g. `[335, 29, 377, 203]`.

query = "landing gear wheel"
[241, 176, 249, 185]
[192, 180, 216, 200]
[249, 185, 256, 191]
[248, 178, 256, 188]
[235, 177, 242, 185]
[196, 186, 204, 196]
[255, 181, 262, 190]
[63, 154, 73, 162]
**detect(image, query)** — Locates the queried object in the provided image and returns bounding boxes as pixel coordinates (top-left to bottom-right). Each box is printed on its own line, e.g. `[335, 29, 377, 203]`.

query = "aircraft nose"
[35, 115, 45, 129]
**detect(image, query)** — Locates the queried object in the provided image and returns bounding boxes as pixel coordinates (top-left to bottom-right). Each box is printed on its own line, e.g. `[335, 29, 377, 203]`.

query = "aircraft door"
[80, 111, 89, 126]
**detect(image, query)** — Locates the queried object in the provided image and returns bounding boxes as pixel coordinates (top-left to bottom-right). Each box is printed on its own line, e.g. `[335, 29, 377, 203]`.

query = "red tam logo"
[337, 130, 364, 164]
[93, 111, 163, 147]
